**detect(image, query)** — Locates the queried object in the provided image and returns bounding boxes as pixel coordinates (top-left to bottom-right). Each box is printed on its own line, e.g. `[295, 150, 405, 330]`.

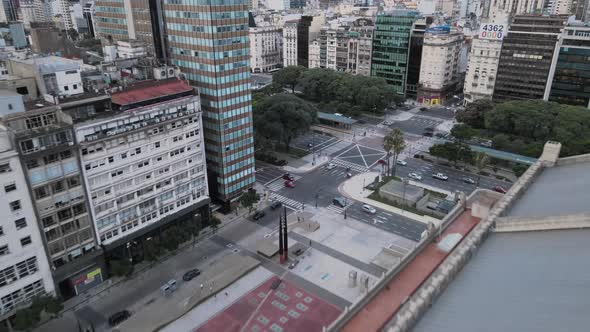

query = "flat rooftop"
[111, 79, 193, 107]
[507, 160, 590, 218]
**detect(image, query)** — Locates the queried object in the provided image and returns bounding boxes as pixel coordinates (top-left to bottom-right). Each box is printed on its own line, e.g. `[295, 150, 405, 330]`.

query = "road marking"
[382, 212, 393, 216]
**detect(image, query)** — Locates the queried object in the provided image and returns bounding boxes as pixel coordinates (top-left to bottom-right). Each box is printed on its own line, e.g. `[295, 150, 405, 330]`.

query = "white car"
[396, 160, 407, 166]
[326, 163, 336, 170]
[432, 173, 449, 181]
[362, 204, 377, 214]
[408, 172, 422, 181]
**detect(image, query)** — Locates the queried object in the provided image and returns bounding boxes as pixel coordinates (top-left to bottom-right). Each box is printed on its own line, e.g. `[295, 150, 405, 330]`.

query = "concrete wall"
[495, 213, 590, 232]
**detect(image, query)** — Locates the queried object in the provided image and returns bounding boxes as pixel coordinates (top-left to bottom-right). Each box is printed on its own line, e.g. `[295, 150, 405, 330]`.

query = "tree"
[253, 94, 317, 152]
[387, 129, 406, 177]
[450, 123, 476, 142]
[143, 238, 160, 262]
[14, 308, 37, 331]
[210, 216, 221, 233]
[383, 133, 394, 176]
[273, 66, 307, 93]
[239, 191, 260, 214]
[473, 152, 490, 187]
[110, 259, 133, 277]
[67, 28, 79, 41]
[457, 99, 494, 128]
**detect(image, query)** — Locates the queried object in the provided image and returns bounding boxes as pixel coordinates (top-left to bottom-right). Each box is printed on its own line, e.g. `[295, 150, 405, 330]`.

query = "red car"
[284, 181, 295, 188]
[493, 185, 507, 194]
[282, 173, 295, 181]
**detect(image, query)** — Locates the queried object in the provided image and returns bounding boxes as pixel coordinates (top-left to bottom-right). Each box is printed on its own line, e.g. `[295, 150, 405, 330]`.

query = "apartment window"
[154, 142, 160, 148]
[0, 163, 11, 173]
[4, 183, 16, 192]
[64, 86, 69, 91]
[108, 156, 114, 163]
[73, 84, 78, 90]
[34, 186, 49, 199]
[9, 200, 21, 211]
[52, 180, 65, 193]
[42, 216, 55, 228]
[0, 226, 3, 236]
[72, 203, 86, 216]
[20, 236, 32, 247]
[67, 176, 80, 188]
[121, 152, 127, 159]
[8, 104, 12, 110]
[15, 218, 27, 229]
[16, 257, 37, 278]
[0, 245, 9, 256]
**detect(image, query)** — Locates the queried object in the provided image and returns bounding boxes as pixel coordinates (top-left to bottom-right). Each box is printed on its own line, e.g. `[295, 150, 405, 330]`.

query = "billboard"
[479, 23, 506, 40]
[426, 25, 451, 35]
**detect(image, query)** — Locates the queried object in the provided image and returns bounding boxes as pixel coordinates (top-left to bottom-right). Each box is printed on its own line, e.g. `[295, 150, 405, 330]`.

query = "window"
[64, 86, 69, 91]
[52, 180, 65, 193]
[9, 200, 21, 211]
[34, 186, 49, 199]
[73, 84, 78, 90]
[8, 104, 12, 110]
[154, 142, 160, 148]
[4, 183, 16, 192]
[20, 236, 32, 247]
[0, 226, 3, 236]
[0, 245, 9, 256]
[15, 218, 27, 229]
[0, 163, 11, 173]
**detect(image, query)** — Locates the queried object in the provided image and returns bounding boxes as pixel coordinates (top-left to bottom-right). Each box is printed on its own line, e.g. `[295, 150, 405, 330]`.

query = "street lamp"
[344, 197, 348, 219]
[312, 131, 316, 166]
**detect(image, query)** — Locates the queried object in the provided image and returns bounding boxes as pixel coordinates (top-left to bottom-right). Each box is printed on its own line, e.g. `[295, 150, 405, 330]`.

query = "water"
[412, 229, 590, 332]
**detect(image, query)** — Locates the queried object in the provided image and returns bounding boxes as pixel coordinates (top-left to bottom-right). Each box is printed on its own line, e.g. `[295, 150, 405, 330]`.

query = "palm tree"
[383, 133, 395, 176]
[474, 152, 490, 187]
[389, 129, 406, 177]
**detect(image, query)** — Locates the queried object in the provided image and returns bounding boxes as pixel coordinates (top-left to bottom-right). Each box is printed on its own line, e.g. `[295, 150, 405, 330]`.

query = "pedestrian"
[225, 291, 228, 296]
[309, 240, 312, 247]
[200, 284, 204, 291]
[297, 217, 300, 222]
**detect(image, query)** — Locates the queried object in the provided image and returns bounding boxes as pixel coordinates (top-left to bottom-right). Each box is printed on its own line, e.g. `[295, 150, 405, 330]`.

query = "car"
[377, 159, 386, 165]
[462, 177, 476, 184]
[361, 204, 376, 214]
[326, 163, 337, 170]
[308, 143, 313, 148]
[408, 172, 422, 181]
[493, 185, 507, 194]
[333, 197, 346, 208]
[108, 310, 131, 327]
[435, 133, 446, 138]
[288, 260, 300, 269]
[275, 159, 288, 166]
[253, 210, 266, 220]
[423, 132, 433, 137]
[383, 120, 393, 126]
[396, 160, 407, 166]
[432, 173, 449, 181]
[284, 180, 295, 188]
[270, 201, 282, 210]
[420, 107, 427, 111]
[182, 269, 201, 281]
[282, 173, 294, 181]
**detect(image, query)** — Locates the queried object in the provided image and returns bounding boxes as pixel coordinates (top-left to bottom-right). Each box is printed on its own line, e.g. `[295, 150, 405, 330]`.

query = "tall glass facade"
[163, 0, 255, 203]
[371, 10, 419, 96]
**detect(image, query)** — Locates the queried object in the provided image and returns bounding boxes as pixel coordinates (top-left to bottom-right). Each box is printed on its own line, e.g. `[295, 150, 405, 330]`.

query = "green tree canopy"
[254, 93, 317, 151]
[239, 191, 261, 214]
[456, 99, 493, 128]
[450, 123, 477, 142]
[273, 66, 307, 93]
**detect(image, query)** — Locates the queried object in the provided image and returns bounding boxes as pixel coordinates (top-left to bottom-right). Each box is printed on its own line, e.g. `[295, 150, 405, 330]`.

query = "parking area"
[358, 115, 383, 125]
[345, 203, 427, 242]
[291, 132, 339, 152]
[255, 166, 285, 185]
[389, 117, 443, 136]
[333, 144, 386, 171]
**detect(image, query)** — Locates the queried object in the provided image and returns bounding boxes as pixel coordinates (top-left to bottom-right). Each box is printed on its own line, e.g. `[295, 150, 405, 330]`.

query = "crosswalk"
[269, 193, 304, 211]
[330, 158, 369, 173]
[265, 174, 302, 191]
[326, 204, 345, 214]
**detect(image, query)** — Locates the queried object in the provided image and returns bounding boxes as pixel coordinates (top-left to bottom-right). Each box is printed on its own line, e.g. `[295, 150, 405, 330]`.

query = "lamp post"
[312, 131, 316, 166]
[344, 197, 348, 219]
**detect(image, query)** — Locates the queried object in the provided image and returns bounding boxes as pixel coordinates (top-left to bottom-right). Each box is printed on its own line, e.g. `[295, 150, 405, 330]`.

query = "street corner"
[339, 171, 381, 201]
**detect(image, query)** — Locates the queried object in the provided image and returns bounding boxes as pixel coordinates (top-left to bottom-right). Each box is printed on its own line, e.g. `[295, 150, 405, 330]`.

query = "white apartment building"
[283, 22, 298, 67]
[0, 124, 54, 319]
[250, 26, 283, 73]
[74, 79, 209, 247]
[418, 28, 463, 104]
[308, 39, 321, 68]
[348, 25, 373, 76]
[464, 37, 503, 103]
[548, 0, 573, 14]
[19, 0, 37, 28]
[116, 40, 147, 59]
[326, 29, 337, 70]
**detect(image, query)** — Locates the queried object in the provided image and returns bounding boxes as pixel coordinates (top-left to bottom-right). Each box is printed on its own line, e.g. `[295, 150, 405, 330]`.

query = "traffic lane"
[255, 165, 286, 184]
[291, 132, 334, 151]
[250, 204, 284, 229]
[399, 158, 512, 194]
[346, 203, 425, 242]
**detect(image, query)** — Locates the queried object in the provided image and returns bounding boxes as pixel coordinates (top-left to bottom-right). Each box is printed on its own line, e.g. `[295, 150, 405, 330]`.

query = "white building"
[547, 0, 573, 14]
[463, 37, 502, 103]
[58, 0, 73, 30]
[74, 79, 209, 247]
[249, 26, 283, 73]
[116, 40, 147, 59]
[308, 39, 321, 69]
[283, 21, 298, 67]
[19, 0, 37, 28]
[348, 25, 373, 76]
[418, 28, 463, 105]
[0, 118, 55, 319]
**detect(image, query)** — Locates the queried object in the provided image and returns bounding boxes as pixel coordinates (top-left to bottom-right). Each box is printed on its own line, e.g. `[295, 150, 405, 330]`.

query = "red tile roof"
[341, 210, 480, 332]
[111, 79, 192, 106]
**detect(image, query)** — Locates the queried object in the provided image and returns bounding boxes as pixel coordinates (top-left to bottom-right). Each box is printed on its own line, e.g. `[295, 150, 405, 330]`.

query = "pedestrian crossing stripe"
[269, 193, 304, 210]
[330, 158, 369, 173]
[326, 204, 345, 214]
[264, 174, 302, 190]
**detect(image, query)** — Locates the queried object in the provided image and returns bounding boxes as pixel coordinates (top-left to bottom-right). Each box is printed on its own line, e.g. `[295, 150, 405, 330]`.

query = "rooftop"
[11, 56, 81, 74]
[318, 112, 357, 125]
[111, 79, 193, 107]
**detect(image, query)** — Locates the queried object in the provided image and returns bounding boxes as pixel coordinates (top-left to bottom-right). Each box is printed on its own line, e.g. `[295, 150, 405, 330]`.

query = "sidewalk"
[283, 154, 330, 174]
[338, 172, 440, 226]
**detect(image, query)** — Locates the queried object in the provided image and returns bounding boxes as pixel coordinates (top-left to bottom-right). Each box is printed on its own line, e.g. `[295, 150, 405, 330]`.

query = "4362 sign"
[479, 23, 506, 40]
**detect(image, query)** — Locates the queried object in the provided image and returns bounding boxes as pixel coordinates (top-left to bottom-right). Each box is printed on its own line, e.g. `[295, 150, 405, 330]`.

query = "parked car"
[383, 120, 393, 126]
[308, 143, 313, 148]
[462, 177, 475, 184]
[326, 163, 337, 170]
[408, 172, 422, 181]
[493, 185, 507, 194]
[361, 204, 377, 214]
[253, 210, 266, 220]
[284, 180, 295, 188]
[275, 159, 288, 166]
[270, 201, 282, 210]
[282, 173, 294, 181]
[423, 132, 433, 137]
[109, 310, 131, 327]
[288, 260, 300, 269]
[396, 160, 407, 166]
[420, 107, 428, 111]
[377, 159, 386, 165]
[333, 197, 347, 208]
[182, 269, 201, 281]
[432, 173, 449, 181]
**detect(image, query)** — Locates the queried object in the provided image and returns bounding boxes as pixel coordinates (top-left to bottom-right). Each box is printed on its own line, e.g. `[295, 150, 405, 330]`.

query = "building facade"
[464, 37, 503, 103]
[249, 25, 282, 73]
[547, 25, 590, 108]
[283, 21, 298, 67]
[371, 10, 419, 97]
[406, 18, 427, 99]
[308, 39, 321, 69]
[163, 0, 255, 206]
[0, 122, 54, 321]
[493, 15, 566, 102]
[418, 26, 463, 105]
[348, 25, 374, 76]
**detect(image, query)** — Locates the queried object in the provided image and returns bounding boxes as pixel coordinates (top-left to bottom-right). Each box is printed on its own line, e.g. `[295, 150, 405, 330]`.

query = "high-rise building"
[282, 15, 325, 68]
[417, 26, 463, 105]
[0, 95, 55, 320]
[163, 1, 256, 206]
[547, 25, 590, 108]
[283, 21, 298, 67]
[309, 39, 321, 69]
[371, 10, 420, 97]
[406, 18, 428, 99]
[493, 15, 566, 102]
[572, 0, 590, 21]
[347, 24, 374, 76]
[250, 25, 283, 73]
